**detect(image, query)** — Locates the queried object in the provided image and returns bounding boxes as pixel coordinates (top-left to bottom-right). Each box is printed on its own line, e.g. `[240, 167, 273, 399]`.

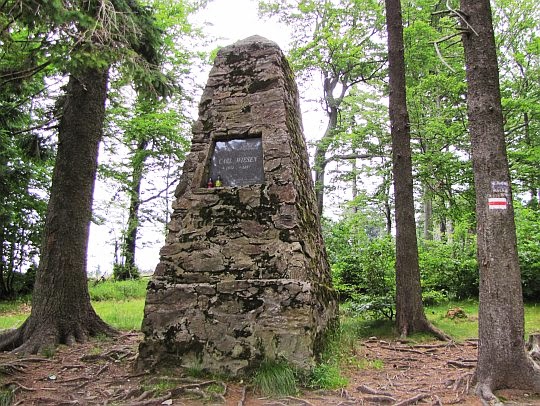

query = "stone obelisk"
[137, 36, 337, 376]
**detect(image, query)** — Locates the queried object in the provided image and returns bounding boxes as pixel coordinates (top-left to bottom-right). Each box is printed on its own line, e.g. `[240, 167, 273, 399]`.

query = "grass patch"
[0, 389, 14, 406]
[0, 296, 30, 313]
[207, 382, 226, 394]
[426, 300, 540, 341]
[89, 278, 148, 301]
[0, 297, 31, 330]
[425, 300, 479, 341]
[252, 360, 298, 397]
[0, 313, 27, 330]
[142, 377, 179, 395]
[525, 302, 540, 336]
[91, 299, 145, 331]
[0, 297, 145, 332]
[355, 358, 384, 370]
[184, 361, 206, 379]
[309, 363, 348, 389]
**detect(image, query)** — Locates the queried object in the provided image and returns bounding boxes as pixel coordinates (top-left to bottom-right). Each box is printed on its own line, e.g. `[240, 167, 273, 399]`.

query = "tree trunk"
[0, 225, 7, 298]
[423, 186, 433, 240]
[0, 67, 117, 354]
[385, 0, 447, 339]
[314, 102, 339, 216]
[122, 138, 149, 272]
[351, 155, 358, 213]
[523, 112, 538, 208]
[460, 0, 540, 400]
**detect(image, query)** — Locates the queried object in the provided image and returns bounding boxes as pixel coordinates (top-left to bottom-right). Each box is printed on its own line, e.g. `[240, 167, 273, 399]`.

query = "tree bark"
[0, 67, 117, 354]
[122, 138, 149, 273]
[459, 0, 540, 399]
[314, 79, 340, 216]
[385, 0, 448, 340]
[422, 186, 433, 240]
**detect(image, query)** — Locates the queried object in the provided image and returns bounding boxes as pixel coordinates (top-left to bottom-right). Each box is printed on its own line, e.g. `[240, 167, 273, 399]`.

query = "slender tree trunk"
[314, 103, 339, 216]
[385, 0, 447, 339]
[0, 67, 117, 354]
[423, 186, 433, 240]
[0, 225, 6, 298]
[523, 112, 538, 208]
[123, 139, 149, 272]
[384, 199, 392, 235]
[460, 0, 540, 400]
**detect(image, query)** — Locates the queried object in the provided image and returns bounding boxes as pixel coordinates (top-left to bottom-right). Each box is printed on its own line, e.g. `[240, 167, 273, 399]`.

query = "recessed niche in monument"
[208, 137, 264, 187]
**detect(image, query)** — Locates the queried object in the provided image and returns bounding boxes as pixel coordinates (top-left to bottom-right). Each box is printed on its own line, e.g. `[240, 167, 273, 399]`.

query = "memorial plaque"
[209, 138, 264, 187]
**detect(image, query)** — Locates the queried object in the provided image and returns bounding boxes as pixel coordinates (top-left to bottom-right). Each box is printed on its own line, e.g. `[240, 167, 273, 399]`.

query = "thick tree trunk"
[0, 67, 116, 354]
[385, 0, 448, 340]
[460, 0, 540, 400]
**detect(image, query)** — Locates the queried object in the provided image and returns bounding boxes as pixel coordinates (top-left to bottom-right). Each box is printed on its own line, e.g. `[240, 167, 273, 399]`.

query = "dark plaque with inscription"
[209, 138, 264, 187]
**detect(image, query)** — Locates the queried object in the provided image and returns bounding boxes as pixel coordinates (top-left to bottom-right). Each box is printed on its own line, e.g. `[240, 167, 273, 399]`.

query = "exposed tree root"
[452, 372, 474, 393]
[0, 315, 117, 355]
[356, 384, 394, 397]
[238, 385, 247, 406]
[527, 334, 540, 362]
[364, 394, 396, 403]
[476, 384, 504, 406]
[398, 319, 451, 342]
[81, 346, 133, 362]
[285, 396, 316, 405]
[393, 393, 430, 406]
[473, 335, 540, 404]
[447, 360, 476, 369]
[122, 392, 171, 406]
[6, 381, 37, 392]
[421, 322, 452, 342]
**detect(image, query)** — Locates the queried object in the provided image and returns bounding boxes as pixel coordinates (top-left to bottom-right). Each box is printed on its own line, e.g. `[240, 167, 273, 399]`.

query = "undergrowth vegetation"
[252, 360, 298, 396]
[0, 278, 149, 331]
[2, 272, 540, 395]
[324, 203, 540, 324]
[89, 277, 148, 301]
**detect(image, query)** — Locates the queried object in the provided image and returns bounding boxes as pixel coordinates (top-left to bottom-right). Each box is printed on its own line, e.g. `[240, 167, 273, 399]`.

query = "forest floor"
[1, 332, 539, 406]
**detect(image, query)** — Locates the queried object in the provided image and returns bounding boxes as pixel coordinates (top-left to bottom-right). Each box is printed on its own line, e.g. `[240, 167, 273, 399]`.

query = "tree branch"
[0, 61, 52, 87]
[323, 152, 383, 166]
[139, 182, 176, 205]
[432, 32, 463, 73]
[432, 0, 479, 36]
[9, 120, 58, 136]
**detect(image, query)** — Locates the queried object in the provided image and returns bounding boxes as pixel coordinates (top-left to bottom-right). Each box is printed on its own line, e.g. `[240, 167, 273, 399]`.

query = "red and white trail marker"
[488, 197, 507, 210]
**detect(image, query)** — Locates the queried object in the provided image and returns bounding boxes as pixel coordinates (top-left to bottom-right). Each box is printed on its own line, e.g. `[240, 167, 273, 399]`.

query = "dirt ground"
[1, 332, 539, 406]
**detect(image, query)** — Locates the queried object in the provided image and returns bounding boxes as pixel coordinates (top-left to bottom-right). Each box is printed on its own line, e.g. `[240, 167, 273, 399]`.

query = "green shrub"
[112, 263, 141, 281]
[422, 289, 448, 306]
[418, 221, 478, 300]
[331, 235, 396, 320]
[515, 205, 540, 300]
[324, 211, 395, 320]
[346, 294, 395, 320]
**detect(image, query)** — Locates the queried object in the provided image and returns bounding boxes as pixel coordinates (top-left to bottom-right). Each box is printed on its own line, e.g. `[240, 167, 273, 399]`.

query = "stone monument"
[137, 36, 337, 376]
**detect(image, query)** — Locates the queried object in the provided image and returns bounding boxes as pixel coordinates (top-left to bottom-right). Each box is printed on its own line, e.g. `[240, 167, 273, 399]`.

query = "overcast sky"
[192, 0, 291, 50]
